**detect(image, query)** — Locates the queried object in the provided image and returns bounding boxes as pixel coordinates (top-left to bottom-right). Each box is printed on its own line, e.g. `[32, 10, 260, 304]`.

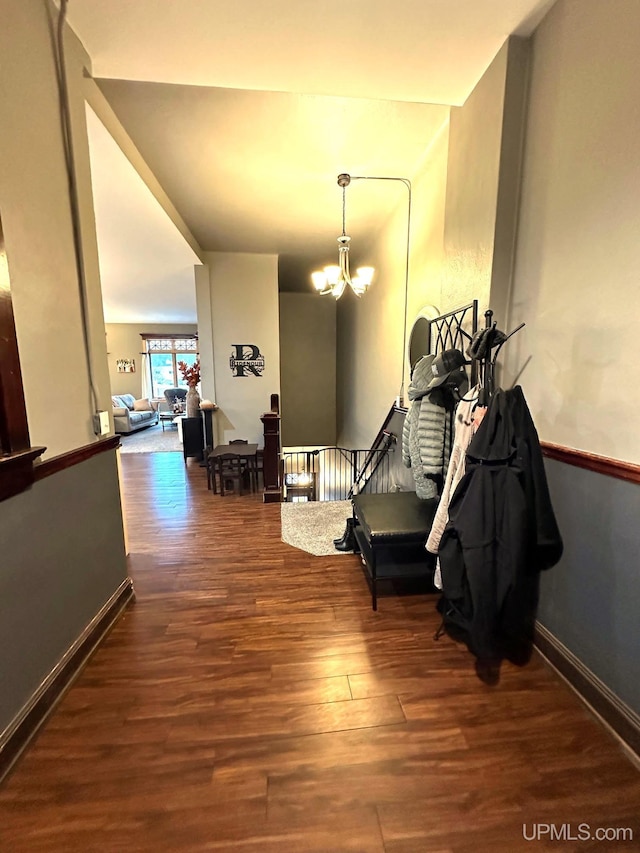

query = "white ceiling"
[72, 0, 556, 322]
[93, 81, 450, 257]
[86, 106, 200, 323]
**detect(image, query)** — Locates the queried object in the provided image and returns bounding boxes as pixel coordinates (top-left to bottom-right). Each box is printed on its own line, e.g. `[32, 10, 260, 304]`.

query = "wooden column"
[261, 394, 281, 503]
[0, 215, 46, 501]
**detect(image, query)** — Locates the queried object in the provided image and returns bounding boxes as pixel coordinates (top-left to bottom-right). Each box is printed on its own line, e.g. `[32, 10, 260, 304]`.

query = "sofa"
[111, 394, 159, 435]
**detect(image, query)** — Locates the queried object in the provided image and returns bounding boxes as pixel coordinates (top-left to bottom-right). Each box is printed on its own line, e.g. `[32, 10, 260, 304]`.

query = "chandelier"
[311, 174, 374, 299]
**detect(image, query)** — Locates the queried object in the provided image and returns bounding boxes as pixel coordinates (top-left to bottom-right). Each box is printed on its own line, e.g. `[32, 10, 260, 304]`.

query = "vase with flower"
[178, 358, 202, 418]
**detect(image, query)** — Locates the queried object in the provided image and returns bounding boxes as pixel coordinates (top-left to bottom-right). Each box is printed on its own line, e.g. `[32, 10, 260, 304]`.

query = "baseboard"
[534, 622, 640, 762]
[0, 577, 135, 783]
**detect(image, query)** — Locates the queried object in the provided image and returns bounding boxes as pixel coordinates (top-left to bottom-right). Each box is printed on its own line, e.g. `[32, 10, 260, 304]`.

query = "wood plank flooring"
[1, 452, 639, 852]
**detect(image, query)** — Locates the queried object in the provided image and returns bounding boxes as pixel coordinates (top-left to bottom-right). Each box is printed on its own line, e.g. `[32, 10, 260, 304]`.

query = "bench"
[352, 491, 438, 610]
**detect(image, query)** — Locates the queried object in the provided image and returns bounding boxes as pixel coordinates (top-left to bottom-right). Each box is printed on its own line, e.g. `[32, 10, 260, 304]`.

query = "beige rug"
[281, 499, 353, 556]
[118, 423, 182, 453]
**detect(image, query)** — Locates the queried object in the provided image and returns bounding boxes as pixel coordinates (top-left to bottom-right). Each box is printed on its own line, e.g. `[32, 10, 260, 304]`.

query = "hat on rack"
[426, 348, 467, 391]
[467, 325, 507, 361]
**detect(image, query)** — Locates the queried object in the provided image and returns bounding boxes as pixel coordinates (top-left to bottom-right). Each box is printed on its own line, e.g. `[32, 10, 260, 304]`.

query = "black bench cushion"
[353, 491, 438, 544]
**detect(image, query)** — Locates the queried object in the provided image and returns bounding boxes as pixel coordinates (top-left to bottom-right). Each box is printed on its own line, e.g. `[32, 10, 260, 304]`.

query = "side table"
[181, 417, 204, 462]
[159, 410, 176, 431]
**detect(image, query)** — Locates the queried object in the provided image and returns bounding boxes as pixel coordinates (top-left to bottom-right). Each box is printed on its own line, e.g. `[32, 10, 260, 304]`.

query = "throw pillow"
[133, 398, 152, 411]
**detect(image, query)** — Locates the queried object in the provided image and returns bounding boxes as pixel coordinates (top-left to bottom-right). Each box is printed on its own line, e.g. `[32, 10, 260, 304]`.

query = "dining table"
[207, 443, 259, 496]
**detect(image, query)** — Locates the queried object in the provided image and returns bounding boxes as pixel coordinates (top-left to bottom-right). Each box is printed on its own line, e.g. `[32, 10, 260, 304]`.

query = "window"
[142, 336, 199, 398]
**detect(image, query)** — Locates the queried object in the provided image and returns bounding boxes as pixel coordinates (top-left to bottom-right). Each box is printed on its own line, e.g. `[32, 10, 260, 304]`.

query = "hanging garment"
[402, 355, 448, 499]
[437, 386, 563, 664]
[426, 386, 480, 589]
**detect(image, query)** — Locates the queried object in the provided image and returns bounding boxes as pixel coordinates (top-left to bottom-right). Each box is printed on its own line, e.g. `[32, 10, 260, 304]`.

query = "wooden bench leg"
[371, 549, 377, 611]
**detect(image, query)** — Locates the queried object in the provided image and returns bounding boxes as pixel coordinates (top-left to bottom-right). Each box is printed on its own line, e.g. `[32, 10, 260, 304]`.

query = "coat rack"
[476, 310, 525, 405]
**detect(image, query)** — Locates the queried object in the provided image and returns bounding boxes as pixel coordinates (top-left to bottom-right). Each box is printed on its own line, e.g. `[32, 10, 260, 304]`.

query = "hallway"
[0, 452, 638, 851]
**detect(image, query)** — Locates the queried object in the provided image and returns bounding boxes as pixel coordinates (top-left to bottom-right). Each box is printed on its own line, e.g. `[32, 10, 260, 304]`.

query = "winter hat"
[467, 325, 507, 361]
[426, 348, 467, 391]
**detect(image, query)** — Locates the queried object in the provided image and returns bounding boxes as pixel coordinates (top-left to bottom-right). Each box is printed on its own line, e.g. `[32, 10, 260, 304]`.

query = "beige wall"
[279, 294, 336, 447]
[336, 188, 413, 450]
[407, 123, 451, 353]
[442, 44, 508, 315]
[503, 0, 640, 464]
[0, 0, 129, 739]
[337, 127, 450, 449]
[0, 0, 111, 458]
[443, 37, 529, 323]
[337, 37, 529, 449]
[205, 251, 280, 445]
[105, 322, 197, 398]
[194, 264, 216, 403]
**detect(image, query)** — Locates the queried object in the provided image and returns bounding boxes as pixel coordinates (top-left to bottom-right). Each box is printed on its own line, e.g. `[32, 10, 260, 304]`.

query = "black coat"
[437, 386, 563, 663]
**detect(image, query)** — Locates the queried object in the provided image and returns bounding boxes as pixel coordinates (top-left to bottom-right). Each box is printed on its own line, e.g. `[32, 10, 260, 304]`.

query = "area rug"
[118, 423, 181, 454]
[281, 499, 353, 556]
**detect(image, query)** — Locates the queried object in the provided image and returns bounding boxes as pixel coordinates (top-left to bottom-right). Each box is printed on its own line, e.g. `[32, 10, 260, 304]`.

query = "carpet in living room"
[118, 423, 182, 453]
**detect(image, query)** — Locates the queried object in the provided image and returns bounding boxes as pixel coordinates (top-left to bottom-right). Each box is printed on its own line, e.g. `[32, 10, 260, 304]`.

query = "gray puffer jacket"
[402, 354, 448, 500]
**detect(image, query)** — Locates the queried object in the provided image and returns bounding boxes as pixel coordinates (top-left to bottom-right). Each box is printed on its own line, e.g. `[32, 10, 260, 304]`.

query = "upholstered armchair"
[164, 388, 188, 412]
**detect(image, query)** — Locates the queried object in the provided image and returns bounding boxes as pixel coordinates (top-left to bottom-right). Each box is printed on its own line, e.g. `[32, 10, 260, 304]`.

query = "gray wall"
[334, 0, 640, 728]
[0, 452, 128, 735]
[540, 461, 640, 715]
[0, 0, 130, 742]
[280, 293, 336, 447]
[501, 0, 640, 718]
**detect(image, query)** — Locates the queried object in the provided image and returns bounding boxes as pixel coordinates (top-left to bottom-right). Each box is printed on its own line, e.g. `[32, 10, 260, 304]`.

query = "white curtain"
[140, 352, 153, 400]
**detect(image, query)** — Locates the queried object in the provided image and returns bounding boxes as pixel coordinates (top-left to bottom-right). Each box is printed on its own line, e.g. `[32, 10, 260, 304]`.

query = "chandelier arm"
[342, 184, 346, 238]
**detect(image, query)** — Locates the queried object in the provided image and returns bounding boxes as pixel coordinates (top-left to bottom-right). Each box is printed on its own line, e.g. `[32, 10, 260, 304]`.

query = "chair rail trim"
[34, 435, 121, 481]
[541, 442, 640, 484]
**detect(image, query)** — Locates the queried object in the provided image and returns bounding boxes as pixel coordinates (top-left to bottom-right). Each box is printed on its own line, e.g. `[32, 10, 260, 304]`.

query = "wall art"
[116, 358, 135, 373]
[229, 344, 265, 377]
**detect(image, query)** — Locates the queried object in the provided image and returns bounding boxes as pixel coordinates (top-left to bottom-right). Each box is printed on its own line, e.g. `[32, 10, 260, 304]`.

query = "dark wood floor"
[1, 452, 639, 852]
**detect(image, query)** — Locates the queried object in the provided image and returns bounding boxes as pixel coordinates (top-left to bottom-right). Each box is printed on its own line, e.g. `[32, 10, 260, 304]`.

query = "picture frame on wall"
[116, 358, 135, 373]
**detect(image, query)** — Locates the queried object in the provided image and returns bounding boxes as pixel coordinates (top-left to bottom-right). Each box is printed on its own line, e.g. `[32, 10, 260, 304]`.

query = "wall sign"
[230, 344, 265, 377]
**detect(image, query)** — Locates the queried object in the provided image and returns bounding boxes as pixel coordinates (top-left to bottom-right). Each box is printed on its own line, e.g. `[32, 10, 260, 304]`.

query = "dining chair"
[208, 440, 250, 495]
[229, 438, 254, 492]
[219, 455, 244, 495]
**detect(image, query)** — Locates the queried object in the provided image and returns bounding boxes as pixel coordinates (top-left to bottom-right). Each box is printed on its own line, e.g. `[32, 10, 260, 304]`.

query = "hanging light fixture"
[311, 174, 375, 299]
[312, 172, 413, 406]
